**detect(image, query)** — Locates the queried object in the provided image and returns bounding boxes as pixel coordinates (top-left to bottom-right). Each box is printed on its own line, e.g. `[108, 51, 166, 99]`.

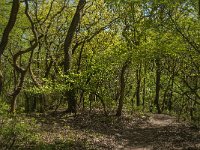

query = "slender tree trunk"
[168, 71, 175, 112]
[0, 71, 3, 95]
[10, 41, 38, 113]
[136, 64, 141, 106]
[10, 95, 17, 113]
[0, 0, 20, 94]
[199, 0, 200, 18]
[0, 0, 20, 57]
[79, 90, 85, 110]
[89, 93, 95, 113]
[162, 88, 168, 112]
[116, 61, 129, 116]
[77, 41, 85, 73]
[142, 62, 147, 110]
[10, 72, 26, 113]
[9, 0, 39, 113]
[154, 58, 161, 114]
[95, 94, 107, 116]
[64, 0, 86, 113]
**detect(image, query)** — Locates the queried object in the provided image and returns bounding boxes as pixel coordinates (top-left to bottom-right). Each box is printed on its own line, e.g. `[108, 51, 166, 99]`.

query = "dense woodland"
[0, 0, 200, 149]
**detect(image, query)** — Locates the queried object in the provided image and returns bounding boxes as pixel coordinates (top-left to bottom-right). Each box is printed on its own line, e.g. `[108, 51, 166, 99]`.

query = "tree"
[0, 0, 20, 94]
[63, 0, 86, 113]
[10, 0, 41, 113]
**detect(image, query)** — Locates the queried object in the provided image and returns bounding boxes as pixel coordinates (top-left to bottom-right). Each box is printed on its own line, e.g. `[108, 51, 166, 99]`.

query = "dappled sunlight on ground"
[27, 111, 200, 150]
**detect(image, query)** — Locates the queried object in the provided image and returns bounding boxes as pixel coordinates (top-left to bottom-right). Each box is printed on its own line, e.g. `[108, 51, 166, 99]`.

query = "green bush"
[0, 116, 39, 150]
[0, 98, 9, 116]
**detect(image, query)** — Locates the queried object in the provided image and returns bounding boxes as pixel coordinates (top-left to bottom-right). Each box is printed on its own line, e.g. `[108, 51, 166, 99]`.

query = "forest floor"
[26, 111, 200, 150]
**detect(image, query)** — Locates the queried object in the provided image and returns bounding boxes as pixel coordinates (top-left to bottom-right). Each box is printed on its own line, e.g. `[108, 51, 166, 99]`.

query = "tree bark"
[10, 42, 38, 113]
[63, 0, 86, 73]
[142, 62, 147, 110]
[199, 0, 200, 18]
[154, 58, 161, 114]
[136, 64, 142, 106]
[10, 72, 26, 113]
[10, 0, 39, 113]
[116, 60, 129, 116]
[64, 0, 86, 113]
[0, 0, 20, 57]
[0, 0, 20, 95]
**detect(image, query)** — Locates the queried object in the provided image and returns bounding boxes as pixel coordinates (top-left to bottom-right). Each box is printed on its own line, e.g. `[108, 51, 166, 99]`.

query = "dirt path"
[32, 112, 200, 150]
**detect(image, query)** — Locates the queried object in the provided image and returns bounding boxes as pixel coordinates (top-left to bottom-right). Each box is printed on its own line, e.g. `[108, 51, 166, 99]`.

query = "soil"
[31, 112, 200, 150]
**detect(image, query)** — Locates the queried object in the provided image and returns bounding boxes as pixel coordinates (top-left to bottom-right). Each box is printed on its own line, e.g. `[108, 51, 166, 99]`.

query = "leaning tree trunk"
[63, 0, 86, 113]
[0, 0, 20, 94]
[10, 41, 38, 113]
[10, 0, 39, 113]
[0, 0, 20, 57]
[116, 60, 129, 116]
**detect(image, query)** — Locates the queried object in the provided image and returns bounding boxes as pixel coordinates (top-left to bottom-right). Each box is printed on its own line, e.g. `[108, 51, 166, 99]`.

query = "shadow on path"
[32, 112, 200, 150]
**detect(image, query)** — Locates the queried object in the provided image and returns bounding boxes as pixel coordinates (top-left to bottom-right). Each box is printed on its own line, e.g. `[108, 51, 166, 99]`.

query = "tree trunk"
[168, 71, 175, 112]
[0, 0, 20, 57]
[63, 0, 86, 73]
[136, 64, 142, 106]
[116, 61, 129, 116]
[89, 93, 96, 113]
[9, 0, 40, 113]
[0, 0, 20, 95]
[0, 71, 3, 95]
[142, 62, 147, 110]
[65, 89, 77, 113]
[199, 0, 200, 18]
[63, 0, 86, 113]
[154, 58, 161, 114]
[10, 72, 26, 113]
[24, 92, 37, 113]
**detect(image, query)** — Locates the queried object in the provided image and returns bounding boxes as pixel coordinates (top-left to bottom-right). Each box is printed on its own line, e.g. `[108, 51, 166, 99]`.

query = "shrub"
[0, 116, 39, 150]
